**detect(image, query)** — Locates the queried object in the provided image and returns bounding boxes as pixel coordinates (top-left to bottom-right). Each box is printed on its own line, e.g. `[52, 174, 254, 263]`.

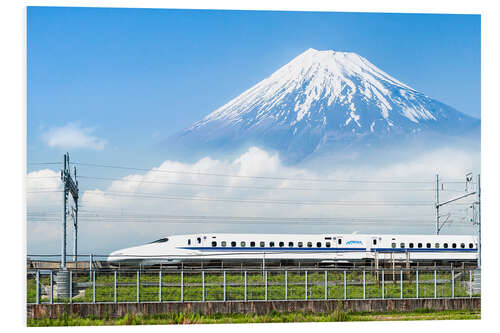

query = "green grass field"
[27, 309, 480, 326]
[27, 269, 479, 304]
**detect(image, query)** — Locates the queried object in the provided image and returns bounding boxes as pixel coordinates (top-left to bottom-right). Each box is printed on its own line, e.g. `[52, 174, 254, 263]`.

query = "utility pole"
[436, 174, 440, 235]
[72, 166, 79, 263]
[60, 152, 79, 270]
[477, 174, 481, 269]
[61, 154, 67, 270]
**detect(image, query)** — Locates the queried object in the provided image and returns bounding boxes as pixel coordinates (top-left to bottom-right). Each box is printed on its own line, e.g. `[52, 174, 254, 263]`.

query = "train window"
[231, 241, 236, 247]
[298, 242, 303, 248]
[317, 242, 322, 247]
[435, 243, 440, 248]
[452, 243, 457, 249]
[400, 243, 405, 248]
[307, 242, 313, 248]
[373, 239, 377, 246]
[260, 241, 265, 247]
[279, 242, 284, 247]
[270, 242, 275, 247]
[469, 243, 474, 249]
[326, 242, 331, 248]
[197, 237, 201, 244]
[460, 243, 465, 249]
[212, 241, 217, 247]
[241, 241, 246, 247]
[426, 243, 431, 248]
[409, 243, 414, 248]
[418, 243, 422, 248]
[338, 239, 342, 245]
[188, 239, 191, 245]
[288, 242, 294, 247]
[391, 243, 396, 248]
[250, 241, 255, 247]
[221, 241, 226, 247]
[444, 243, 448, 248]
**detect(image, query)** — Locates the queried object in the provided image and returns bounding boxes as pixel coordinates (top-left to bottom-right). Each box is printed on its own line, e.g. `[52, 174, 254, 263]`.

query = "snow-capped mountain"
[175, 48, 479, 163]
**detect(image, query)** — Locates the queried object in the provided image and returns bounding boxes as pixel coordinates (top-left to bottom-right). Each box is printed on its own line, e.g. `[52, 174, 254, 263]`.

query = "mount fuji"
[173, 48, 479, 164]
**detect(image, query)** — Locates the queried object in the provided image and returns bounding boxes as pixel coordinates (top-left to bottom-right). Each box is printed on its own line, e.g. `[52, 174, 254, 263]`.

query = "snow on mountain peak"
[192, 48, 437, 132]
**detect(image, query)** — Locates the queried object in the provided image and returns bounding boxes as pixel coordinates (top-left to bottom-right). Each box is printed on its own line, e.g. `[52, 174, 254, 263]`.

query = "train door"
[335, 236, 344, 259]
[336, 236, 343, 248]
[370, 236, 379, 252]
[195, 235, 203, 247]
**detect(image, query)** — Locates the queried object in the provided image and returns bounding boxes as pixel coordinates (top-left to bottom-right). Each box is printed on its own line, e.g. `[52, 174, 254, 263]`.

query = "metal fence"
[27, 268, 481, 304]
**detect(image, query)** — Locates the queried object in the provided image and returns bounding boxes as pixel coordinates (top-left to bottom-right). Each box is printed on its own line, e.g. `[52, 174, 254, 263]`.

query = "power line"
[74, 207, 439, 218]
[27, 213, 437, 222]
[75, 175, 443, 192]
[27, 161, 475, 185]
[26, 190, 474, 206]
[26, 209, 475, 226]
[28, 218, 469, 227]
[79, 190, 437, 206]
[27, 162, 61, 165]
[73, 162, 437, 184]
[25, 176, 60, 179]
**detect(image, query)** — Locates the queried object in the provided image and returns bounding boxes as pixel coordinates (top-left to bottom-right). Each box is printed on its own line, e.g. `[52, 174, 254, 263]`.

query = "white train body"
[107, 233, 478, 265]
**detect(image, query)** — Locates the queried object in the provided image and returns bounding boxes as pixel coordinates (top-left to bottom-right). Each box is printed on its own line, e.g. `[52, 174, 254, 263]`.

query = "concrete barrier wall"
[27, 298, 480, 319]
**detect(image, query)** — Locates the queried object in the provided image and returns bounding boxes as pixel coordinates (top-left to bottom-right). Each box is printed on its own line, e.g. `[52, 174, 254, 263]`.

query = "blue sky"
[27, 7, 480, 171]
[25, 7, 482, 255]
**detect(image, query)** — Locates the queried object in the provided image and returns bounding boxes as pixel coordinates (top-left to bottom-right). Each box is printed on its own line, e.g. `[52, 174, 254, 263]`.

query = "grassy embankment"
[27, 308, 480, 326]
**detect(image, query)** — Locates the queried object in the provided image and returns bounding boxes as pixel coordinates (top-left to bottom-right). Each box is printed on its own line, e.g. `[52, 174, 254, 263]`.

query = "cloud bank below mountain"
[27, 145, 480, 256]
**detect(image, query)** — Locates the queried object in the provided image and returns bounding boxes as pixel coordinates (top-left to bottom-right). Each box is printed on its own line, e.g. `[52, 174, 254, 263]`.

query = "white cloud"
[26, 146, 480, 256]
[42, 122, 107, 150]
[26, 169, 63, 253]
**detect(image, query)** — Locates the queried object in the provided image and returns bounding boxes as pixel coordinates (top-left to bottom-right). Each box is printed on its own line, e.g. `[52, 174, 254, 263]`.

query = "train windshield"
[150, 238, 168, 243]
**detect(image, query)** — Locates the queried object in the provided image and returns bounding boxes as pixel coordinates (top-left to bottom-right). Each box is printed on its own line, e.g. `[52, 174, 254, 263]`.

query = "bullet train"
[107, 233, 478, 266]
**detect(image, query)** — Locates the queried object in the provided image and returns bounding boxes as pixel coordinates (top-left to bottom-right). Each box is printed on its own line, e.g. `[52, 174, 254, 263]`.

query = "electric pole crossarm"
[66, 176, 79, 199]
[436, 172, 478, 235]
[436, 191, 476, 208]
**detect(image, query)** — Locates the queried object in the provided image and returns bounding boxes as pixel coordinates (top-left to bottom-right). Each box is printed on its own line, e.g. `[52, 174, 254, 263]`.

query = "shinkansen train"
[107, 233, 478, 266]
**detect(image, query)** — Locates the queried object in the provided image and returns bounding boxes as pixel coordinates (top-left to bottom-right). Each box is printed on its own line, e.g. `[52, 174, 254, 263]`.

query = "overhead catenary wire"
[77, 190, 438, 206]
[25, 176, 61, 179]
[25, 190, 476, 207]
[26, 218, 473, 227]
[33, 205, 441, 216]
[25, 174, 474, 189]
[73, 162, 441, 184]
[76, 175, 432, 192]
[26, 209, 475, 227]
[27, 160, 476, 183]
[27, 212, 440, 222]
[27, 162, 62, 165]
[27, 207, 451, 223]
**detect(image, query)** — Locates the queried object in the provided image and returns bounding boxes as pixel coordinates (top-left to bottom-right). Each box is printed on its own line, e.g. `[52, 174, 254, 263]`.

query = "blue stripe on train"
[178, 247, 365, 252]
[372, 248, 477, 253]
[178, 247, 477, 253]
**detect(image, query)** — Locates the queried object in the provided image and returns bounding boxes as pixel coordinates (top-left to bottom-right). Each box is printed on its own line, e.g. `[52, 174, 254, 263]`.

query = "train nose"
[107, 250, 125, 264]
